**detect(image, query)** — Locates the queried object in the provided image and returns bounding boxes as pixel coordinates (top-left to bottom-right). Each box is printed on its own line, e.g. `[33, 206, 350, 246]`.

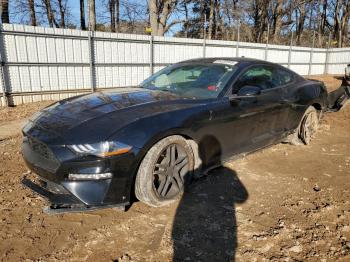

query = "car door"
[193, 64, 294, 165]
[201, 95, 263, 162]
[269, 67, 302, 133]
[222, 65, 292, 155]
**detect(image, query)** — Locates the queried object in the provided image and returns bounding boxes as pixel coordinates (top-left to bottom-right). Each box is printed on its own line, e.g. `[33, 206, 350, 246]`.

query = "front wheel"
[135, 135, 194, 207]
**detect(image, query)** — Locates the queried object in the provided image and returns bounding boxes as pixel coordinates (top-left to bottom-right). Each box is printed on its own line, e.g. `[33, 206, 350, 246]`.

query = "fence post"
[324, 33, 331, 74]
[236, 19, 240, 57]
[264, 23, 270, 61]
[308, 30, 316, 76]
[203, 14, 207, 58]
[287, 31, 293, 69]
[149, 35, 154, 76]
[88, 31, 95, 92]
[0, 24, 8, 106]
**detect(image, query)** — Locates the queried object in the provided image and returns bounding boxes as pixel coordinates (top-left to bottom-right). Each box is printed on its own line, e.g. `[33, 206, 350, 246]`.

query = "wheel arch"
[128, 129, 199, 201]
[132, 132, 197, 206]
[312, 102, 322, 111]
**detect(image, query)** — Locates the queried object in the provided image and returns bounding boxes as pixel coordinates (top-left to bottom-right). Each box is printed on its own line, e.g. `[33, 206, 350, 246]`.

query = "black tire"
[135, 135, 194, 207]
[287, 106, 319, 145]
[299, 106, 319, 144]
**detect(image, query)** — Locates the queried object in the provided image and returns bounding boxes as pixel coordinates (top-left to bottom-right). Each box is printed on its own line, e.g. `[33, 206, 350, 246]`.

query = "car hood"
[23, 88, 198, 144]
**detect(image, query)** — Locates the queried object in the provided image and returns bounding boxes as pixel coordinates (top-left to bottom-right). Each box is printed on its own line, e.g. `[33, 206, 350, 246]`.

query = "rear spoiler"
[327, 77, 350, 112]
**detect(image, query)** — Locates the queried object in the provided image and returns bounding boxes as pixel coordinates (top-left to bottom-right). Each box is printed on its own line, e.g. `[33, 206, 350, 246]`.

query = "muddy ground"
[0, 75, 349, 261]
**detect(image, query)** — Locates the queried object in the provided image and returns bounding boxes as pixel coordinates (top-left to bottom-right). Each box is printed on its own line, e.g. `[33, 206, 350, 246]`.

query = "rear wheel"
[287, 106, 319, 145]
[299, 106, 319, 144]
[135, 135, 194, 207]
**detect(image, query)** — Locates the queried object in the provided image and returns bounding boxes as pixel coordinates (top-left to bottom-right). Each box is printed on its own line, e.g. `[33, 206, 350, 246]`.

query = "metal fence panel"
[327, 48, 350, 74]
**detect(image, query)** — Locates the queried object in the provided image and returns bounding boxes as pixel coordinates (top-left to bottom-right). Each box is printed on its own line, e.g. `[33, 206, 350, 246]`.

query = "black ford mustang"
[22, 57, 334, 213]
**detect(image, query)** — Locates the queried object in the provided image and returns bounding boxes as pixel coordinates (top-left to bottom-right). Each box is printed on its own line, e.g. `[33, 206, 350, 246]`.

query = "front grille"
[27, 136, 56, 161]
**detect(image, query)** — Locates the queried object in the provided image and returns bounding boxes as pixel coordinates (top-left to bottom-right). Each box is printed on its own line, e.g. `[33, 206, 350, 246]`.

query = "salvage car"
[21, 57, 350, 213]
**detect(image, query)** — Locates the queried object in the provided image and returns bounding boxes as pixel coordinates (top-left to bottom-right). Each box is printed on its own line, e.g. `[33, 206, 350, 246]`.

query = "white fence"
[0, 23, 350, 106]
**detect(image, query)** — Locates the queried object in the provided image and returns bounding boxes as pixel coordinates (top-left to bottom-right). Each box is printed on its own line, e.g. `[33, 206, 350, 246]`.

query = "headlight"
[68, 141, 132, 157]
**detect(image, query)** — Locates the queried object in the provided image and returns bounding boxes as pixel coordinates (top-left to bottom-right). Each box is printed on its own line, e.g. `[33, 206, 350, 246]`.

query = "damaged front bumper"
[327, 78, 350, 111]
[21, 137, 136, 214]
[22, 174, 126, 214]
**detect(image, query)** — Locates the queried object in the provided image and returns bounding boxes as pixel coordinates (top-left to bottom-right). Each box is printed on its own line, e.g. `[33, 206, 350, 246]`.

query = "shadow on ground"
[172, 166, 248, 261]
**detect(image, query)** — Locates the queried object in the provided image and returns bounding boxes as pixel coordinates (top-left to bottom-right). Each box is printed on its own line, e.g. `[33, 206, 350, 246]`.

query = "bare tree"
[109, 0, 116, 32]
[214, 0, 223, 39]
[334, 0, 350, 47]
[182, 0, 189, 37]
[80, 0, 86, 30]
[0, 0, 10, 23]
[42, 0, 59, 27]
[295, 0, 307, 45]
[251, 0, 269, 43]
[89, 0, 96, 31]
[116, 0, 120, 31]
[148, 0, 159, 35]
[27, 0, 37, 26]
[57, 0, 65, 27]
[149, 0, 181, 36]
[272, 0, 283, 43]
[318, 0, 328, 46]
[200, 1, 207, 38]
[208, 0, 215, 39]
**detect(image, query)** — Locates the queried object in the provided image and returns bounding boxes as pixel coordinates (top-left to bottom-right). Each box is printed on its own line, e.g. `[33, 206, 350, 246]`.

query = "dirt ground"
[0, 75, 349, 261]
[307, 74, 343, 92]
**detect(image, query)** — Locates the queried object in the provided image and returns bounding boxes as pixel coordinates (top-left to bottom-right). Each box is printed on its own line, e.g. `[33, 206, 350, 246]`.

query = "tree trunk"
[184, 0, 189, 38]
[80, 0, 86, 30]
[208, 0, 215, 40]
[258, 3, 268, 43]
[148, 0, 159, 35]
[334, 0, 341, 47]
[252, 0, 268, 43]
[0, 0, 9, 23]
[149, 0, 178, 36]
[340, 0, 350, 47]
[200, 1, 206, 38]
[296, 2, 306, 45]
[43, 0, 57, 28]
[214, 0, 222, 39]
[58, 0, 65, 28]
[28, 0, 37, 26]
[318, 0, 327, 47]
[109, 0, 116, 32]
[273, 0, 283, 43]
[222, 0, 232, 40]
[89, 0, 96, 31]
[308, 0, 314, 30]
[116, 0, 120, 32]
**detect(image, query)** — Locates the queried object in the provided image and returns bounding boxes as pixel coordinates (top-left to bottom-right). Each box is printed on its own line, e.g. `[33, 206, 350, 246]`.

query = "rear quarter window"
[272, 68, 294, 87]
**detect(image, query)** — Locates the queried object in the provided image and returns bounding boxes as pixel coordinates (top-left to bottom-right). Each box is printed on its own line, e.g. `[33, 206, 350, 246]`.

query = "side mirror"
[237, 85, 261, 96]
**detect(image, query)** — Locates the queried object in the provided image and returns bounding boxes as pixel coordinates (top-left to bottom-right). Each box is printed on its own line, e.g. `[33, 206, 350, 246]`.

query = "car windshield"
[140, 62, 238, 99]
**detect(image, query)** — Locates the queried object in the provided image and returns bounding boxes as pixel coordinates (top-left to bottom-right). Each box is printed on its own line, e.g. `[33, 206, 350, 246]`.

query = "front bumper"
[21, 136, 138, 212]
[22, 175, 126, 214]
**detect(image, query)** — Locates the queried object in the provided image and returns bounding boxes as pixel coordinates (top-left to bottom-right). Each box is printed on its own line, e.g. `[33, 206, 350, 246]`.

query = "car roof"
[178, 57, 302, 78]
[178, 57, 274, 66]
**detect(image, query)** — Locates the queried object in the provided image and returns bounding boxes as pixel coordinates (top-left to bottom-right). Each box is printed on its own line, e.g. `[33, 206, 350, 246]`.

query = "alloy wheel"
[152, 143, 189, 199]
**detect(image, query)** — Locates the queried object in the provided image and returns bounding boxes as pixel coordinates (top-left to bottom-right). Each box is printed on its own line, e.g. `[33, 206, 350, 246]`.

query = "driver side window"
[233, 66, 275, 94]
